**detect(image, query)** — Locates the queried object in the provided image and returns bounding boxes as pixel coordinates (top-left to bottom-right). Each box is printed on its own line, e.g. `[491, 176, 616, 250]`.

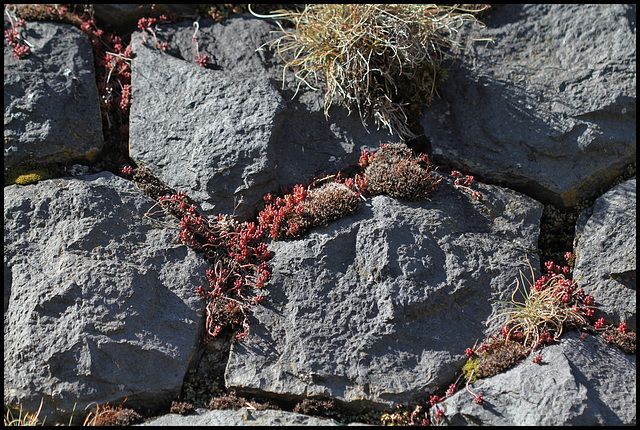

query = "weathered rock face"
[3, 18, 103, 170]
[573, 178, 636, 326]
[4, 172, 208, 424]
[3, 5, 636, 426]
[419, 4, 636, 208]
[435, 331, 636, 426]
[129, 15, 394, 221]
[136, 406, 350, 426]
[225, 178, 543, 410]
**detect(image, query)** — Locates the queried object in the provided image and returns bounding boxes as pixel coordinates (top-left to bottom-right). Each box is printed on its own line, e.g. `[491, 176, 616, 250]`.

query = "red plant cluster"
[4, 7, 30, 58]
[465, 374, 484, 404]
[256, 142, 441, 242]
[137, 13, 179, 51]
[119, 165, 134, 178]
[531, 256, 596, 321]
[451, 170, 483, 201]
[408, 382, 461, 425]
[618, 322, 627, 334]
[258, 184, 309, 239]
[74, 12, 138, 167]
[192, 20, 211, 67]
[258, 181, 362, 240]
[155, 192, 272, 339]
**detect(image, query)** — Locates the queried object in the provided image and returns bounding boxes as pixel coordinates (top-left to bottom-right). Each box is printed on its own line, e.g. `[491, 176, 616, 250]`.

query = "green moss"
[461, 358, 479, 383]
[5, 167, 53, 186]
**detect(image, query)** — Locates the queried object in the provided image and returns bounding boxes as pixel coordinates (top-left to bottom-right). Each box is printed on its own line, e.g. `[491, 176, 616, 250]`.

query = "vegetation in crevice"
[258, 4, 490, 138]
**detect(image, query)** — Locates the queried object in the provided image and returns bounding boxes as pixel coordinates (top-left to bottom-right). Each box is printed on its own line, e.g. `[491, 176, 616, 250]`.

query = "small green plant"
[461, 357, 479, 383]
[4, 399, 44, 426]
[259, 4, 489, 138]
[4, 167, 53, 186]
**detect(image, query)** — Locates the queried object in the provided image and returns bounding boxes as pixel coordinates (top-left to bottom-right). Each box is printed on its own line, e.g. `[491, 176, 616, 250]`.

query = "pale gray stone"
[4, 172, 208, 424]
[226, 178, 544, 410]
[573, 178, 636, 325]
[435, 332, 636, 425]
[137, 407, 355, 426]
[419, 4, 636, 208]
[4, 17, 103, 169]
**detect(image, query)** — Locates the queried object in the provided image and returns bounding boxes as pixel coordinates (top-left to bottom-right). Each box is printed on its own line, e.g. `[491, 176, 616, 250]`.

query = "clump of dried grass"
[488, 260, 593, 350]
[254, 4, 489, 138]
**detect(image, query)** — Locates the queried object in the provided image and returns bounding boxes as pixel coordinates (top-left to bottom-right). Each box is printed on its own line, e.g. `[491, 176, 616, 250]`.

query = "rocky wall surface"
[4, 4, 635, 426]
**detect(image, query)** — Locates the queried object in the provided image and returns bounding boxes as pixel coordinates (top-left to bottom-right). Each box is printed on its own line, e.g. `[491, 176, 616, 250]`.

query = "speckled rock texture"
[4, 4, 635, 426]
[4, 173, 208, 424]
[4, 17, 103, 170]
[419, 4, 635, 209]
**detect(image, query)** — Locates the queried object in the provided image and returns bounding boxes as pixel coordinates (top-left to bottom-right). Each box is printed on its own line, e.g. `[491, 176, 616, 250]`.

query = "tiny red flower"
[618, 322, 627, 334]
[197, 55, 210, 67]
[137, 17, 157, 31]
[119, 165, 133, 178]
[532, 355, 542, 364]
[539, 331, 552, 344]
[544, 260, 555, 273]
[446, 383, 457, 397]
[433, 406, 445, 424]
[594, 317, 606, 330]
[13, 44, 30, 59]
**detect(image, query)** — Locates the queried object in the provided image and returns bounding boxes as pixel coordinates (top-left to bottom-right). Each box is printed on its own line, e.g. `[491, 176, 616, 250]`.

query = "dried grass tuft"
[258, 4, 489, 138]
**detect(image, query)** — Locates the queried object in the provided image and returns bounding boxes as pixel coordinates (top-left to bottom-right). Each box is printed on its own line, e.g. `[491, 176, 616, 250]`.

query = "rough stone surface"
[91, 4, 199, 34]
[4, 18, 103, 170]
[4, 172, 208, 424]
[573, 178, 636, 325]
[129, 15, 394, 221]
[419, 4, 636, 208]
[435, 331, 636, 426]
[226, 178, 543, 410]
[137, 407, 357, 426]
[4, 5, 636, 427]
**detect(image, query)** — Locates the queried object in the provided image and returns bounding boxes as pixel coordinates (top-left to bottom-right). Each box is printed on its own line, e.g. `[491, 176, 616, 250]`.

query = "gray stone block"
[129, 16, 394, 222]
[225, 178, 543, 410]
[4, 172, 208, 424]
[4, 18, 103, 169]
[419, 4, 635, 208]
[573, 178, 636, 325]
